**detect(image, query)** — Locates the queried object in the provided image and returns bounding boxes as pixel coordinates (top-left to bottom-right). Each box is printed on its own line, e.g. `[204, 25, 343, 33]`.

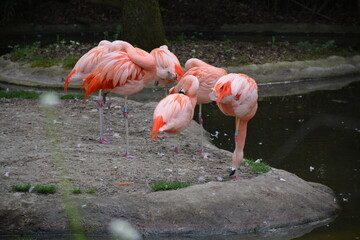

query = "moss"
[12, 184, 31, 192]
[242, 159, 271, 173]
[151, 181, 191, 192]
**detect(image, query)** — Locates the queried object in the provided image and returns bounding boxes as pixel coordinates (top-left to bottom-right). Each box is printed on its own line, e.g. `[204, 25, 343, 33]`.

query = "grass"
[0, 90, 41, 99]
[12, 184, 57, 194]
[71, 189, 82, 194]
[12, 184, 31, 192]
[85, 189, 96, 194]
[242, 159, 271, 173]
[151, 181, 191, 192]
[0, 90, 84, 100]
[32, 185, 57, 194]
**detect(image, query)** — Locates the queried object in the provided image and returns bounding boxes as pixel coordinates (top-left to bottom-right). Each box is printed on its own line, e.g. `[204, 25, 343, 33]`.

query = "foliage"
[32, 185, 57, 194]
[12, 184, 31, 192]
[0, 90, 41, 99]
[151, 181, 191, 192]
[12, 184, 57, 194]
[297, 40, 336, 52]
[0, 90, 84, 100]
[242, 159, 271, 173]
[85, 189, 96, 194]
[71, 189, 82, 194]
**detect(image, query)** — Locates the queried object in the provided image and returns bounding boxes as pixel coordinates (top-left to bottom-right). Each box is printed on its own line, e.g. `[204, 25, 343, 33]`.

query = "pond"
[193, 78, 360, 240]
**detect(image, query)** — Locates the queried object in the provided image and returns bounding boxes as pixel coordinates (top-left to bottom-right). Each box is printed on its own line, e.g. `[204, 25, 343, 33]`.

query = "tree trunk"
[122, 0, 166, 52]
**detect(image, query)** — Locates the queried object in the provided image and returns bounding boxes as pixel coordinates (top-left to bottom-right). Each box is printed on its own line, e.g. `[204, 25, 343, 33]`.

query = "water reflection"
[199, 80, 360, 240]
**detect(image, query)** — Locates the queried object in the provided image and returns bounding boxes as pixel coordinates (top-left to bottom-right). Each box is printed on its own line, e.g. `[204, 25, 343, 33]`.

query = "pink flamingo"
[82, 41, 156, 157]
[170, 58, 227, 155]
[150, 75, 199, 153]
[212, 73, 258, 179]
[150, 45, 184, 87]
[64, 40, 125, 144]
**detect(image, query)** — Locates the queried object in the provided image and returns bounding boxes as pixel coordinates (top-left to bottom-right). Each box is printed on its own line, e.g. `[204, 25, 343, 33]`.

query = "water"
[198, 80, 360, 239]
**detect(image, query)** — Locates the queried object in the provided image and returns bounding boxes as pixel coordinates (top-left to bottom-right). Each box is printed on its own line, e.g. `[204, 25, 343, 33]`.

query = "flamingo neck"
[185, 58, 209, 71]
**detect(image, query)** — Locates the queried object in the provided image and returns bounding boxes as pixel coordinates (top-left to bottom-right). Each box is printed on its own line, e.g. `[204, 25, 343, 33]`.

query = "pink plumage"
[151, 75, 199, 140]
[64, 40, 112, 92]
[150, 45, 184, 86]
[213, 73, 258, 178]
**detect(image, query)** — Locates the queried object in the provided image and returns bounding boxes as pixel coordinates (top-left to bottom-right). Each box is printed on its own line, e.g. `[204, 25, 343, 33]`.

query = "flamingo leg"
[231, 118, 248, 180]
[104, 92, 113, 136]
[97, 90, 110, 144]
[122, 96, 135, 158]
[174, 134, 180, 153]
[198, 104, 207, 156]
[230, 117, 241, 178]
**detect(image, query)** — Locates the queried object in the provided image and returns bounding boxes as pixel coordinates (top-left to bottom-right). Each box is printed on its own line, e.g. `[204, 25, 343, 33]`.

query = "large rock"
[0, 169, 339, 238]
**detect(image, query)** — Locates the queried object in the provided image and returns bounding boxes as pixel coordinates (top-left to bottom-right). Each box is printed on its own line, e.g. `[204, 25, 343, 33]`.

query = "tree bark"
[122, 0, 166, 52]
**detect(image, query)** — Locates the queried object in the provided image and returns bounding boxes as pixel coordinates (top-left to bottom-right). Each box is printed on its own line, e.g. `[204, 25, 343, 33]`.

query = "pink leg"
[122, 97, 136, 158]
[97, 98, 110, 144]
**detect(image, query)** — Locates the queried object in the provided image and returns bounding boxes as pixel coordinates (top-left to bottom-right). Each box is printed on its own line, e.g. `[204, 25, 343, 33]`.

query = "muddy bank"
[0, 97, 339, 238]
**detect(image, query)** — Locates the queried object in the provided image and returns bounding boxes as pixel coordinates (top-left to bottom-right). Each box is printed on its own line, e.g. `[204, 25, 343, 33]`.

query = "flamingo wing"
[183, 66, 227, 103]
[214, 73, 258, 117]
[82, 51, 145, 99]
[64, 45, 110, 92]
[151, 46, 184, 84]
[151, 94, 194, 139]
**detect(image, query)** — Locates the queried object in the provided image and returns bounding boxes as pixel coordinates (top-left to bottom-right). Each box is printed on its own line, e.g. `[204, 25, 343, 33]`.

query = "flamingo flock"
[65, 39, 258, 179]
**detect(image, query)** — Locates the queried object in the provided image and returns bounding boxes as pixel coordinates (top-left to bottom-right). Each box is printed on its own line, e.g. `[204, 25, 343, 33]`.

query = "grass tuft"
[0, 90, 41, 99]
[85, 189, 96, 194]
[12, 184, 31, 192]
[71, 189, 82, 194]
[0, 90, 84, 100]
[12, 184, 57, 194]
[33, 185, 57, 194]
[242, 159, 271, 173]
[151, 181, 191, 192]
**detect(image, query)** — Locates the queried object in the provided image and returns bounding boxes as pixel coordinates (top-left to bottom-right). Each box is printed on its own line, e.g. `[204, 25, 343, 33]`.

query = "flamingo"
[82, 41, 156, 157]
[170, 58, 227, 155]
[150, 75, 199, 153]
[64, 40, 124, 144]
[211, 73, 258, 179]
[150, 45, 184, 87]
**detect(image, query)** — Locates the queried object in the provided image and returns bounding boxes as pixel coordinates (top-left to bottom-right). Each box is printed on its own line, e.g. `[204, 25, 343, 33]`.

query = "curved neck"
[185, 58, 209, 71]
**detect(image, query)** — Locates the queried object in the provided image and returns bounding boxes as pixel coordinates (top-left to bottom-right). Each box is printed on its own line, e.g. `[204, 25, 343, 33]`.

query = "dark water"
[197, 80, 360, 240]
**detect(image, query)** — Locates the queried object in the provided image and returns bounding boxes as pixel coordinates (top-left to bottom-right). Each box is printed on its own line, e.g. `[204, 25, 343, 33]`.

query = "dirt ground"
[0, 95, 259, 197]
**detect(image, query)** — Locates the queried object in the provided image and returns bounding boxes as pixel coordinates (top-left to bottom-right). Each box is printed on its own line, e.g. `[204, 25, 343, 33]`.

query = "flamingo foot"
[123, 152, 137, 158]
[200, 149, 209, 158]
[174, 147, 180, 153]
[233, 177, 240, 181]
[228, 168, 236, 176]
[160, 133, 169, 139]
[105, 128, 113, 136]
[98, 138, 111, 144]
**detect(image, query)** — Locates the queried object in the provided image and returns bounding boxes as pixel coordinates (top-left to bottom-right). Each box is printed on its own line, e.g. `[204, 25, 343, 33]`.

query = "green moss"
[85, 189, 96, 194]
[0, 90, 83, 100]
[33, 185, 57, 194]
[71, 189, 82, 194]
[242, 159, 271, 173]
[151, 181, 191, 192]
[62, 57, 78, 69]
[12, 184, 31, 192]
[0, 90, 41, 99]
